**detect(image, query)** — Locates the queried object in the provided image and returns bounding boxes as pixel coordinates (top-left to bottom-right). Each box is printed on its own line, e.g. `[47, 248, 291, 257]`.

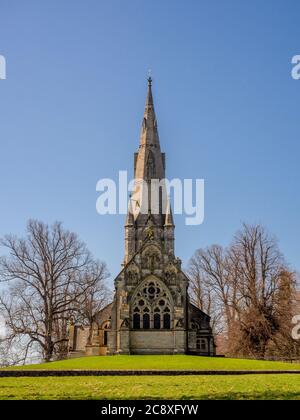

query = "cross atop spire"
[145, 76, 154, 110]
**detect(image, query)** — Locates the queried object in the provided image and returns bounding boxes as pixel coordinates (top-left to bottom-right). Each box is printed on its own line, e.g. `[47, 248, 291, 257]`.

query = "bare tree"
[228, 224, 284, 357]
[189, 224, 299, 359]
[223, 224, 300, 359]
[75, 260, 111, 345]
[188, 248, 222, 334]
[0, 220, 107, 363]
[0, 331, 38, 367]
[188, 245, 238, 336]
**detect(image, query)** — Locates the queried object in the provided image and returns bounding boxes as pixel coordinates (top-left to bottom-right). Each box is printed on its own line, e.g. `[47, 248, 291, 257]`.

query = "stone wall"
[130, 330, 185, 354]
[74, 327, 89, 352]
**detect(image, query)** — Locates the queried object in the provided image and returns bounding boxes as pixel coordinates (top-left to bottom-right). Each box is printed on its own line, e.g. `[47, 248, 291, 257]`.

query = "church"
[69, 78, 216, 356]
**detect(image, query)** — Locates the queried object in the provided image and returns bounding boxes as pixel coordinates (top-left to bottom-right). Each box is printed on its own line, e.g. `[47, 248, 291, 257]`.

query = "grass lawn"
[2, 356, 300, 400]
[4, 355, 300, 371]
[1, 375, 300, 400]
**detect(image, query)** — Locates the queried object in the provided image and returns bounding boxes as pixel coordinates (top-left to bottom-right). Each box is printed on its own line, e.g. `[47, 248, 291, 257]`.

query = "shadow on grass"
[2, 392, 300, 401]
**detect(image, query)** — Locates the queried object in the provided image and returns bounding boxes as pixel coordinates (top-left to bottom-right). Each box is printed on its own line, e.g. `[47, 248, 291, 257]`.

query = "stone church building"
[69, 79, 216, 356]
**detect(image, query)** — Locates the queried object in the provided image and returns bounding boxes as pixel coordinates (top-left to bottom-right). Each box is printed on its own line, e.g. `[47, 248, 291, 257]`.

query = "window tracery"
[131, 278, 173, 330]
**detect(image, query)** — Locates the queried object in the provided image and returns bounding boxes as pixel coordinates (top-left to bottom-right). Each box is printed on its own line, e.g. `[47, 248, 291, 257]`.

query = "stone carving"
[120, 319, 130, 329]
[142, 246, 161, 271]
[176, 318, 184, 328]
[120, 290, 128, 305]
[175, 257, 182, 270]
[165, 262, 177, 283]
[145, 225, 154, 240]
[126, 263, 139, 284]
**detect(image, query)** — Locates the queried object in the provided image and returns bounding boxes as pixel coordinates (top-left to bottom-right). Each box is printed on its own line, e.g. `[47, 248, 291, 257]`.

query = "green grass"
[5, 355, 300, 371]
[2, 356, 300, 400]
[1, 375, 300, 400]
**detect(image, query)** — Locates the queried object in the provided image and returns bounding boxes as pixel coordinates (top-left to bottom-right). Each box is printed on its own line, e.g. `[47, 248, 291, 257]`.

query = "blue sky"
[0, 0, 299, 283]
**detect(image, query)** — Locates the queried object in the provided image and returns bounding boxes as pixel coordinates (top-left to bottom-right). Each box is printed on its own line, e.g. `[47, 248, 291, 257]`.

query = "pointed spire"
[139, 77, 160, 150]
[134, 78, 165, 182]
[164, 197, 174, 226]
[132, 77, 167, 226]
[145, 77, 154, 109]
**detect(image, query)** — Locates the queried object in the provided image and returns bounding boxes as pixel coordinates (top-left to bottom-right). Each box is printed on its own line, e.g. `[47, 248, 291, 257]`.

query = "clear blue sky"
[0, 0, 299, 283]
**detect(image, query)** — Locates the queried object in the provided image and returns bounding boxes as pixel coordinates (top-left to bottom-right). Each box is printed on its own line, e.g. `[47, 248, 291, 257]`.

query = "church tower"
[107, 78, 215, 356]
[124, 77, 174, 265]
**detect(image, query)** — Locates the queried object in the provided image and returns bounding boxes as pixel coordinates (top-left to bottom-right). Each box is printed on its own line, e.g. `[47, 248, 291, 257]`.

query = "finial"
[147, 69, 152, 87]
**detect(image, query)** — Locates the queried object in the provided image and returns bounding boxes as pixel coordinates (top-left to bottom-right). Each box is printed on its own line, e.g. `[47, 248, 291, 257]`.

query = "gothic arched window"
[154, 313, 161, 329]
[163, 312, 171, 330]
[102, 321, 110, 346]
[131, 278, 173, 330]
[133, 313, 140, 329]
[143, 313, 150, 329]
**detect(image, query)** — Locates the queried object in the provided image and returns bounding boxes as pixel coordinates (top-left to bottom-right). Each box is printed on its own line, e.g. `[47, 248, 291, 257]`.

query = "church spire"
[135, 78, 165, 181]
[125, 77, 174, 234]
[124, 77, 175, 262]
[145, 77, 154, 109]
[139, 77, 161, 150]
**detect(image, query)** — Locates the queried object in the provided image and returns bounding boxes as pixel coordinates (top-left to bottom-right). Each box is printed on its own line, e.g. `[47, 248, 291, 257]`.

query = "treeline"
[188, 224, 300, 360]
[0, 220, 111, 366]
